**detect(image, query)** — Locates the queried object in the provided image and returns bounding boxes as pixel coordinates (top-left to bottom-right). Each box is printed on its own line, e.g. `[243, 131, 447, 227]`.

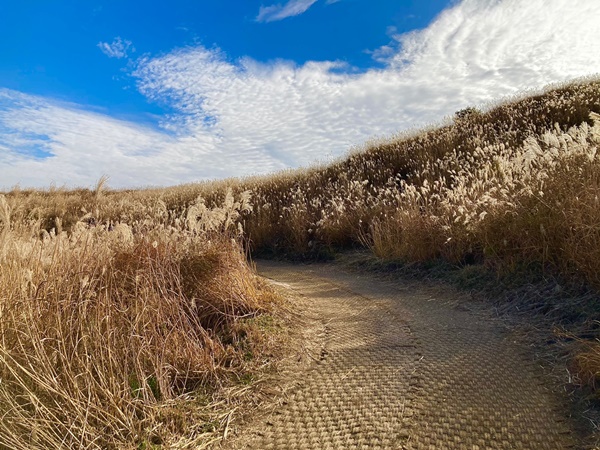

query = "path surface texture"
[226, 261, 578, 449]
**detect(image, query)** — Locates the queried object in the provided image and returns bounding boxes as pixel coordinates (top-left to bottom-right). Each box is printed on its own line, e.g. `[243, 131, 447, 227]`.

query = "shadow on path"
[221, 261, 578, 449]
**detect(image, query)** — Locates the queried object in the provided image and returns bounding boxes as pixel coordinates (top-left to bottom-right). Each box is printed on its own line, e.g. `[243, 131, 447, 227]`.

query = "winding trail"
[224, 261, 578, 449]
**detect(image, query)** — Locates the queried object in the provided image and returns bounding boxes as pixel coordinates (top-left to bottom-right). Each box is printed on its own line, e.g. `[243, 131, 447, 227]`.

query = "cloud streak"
[1, 0, 599, 188]
[97, 37, 135, 59]
[256, 0, 319, 22]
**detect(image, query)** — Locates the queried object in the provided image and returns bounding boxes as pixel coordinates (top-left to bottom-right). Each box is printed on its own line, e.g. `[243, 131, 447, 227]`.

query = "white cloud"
[1, 0, 599, 189]
[257, 0, 319, 22]
[0, 89, 258, 188]
[97, 37, 135, 59]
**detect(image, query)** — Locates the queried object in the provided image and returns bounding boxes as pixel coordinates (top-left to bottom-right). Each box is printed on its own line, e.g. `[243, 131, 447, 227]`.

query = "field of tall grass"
[0, 189, 279, 449]
[2, 77, 600, 446]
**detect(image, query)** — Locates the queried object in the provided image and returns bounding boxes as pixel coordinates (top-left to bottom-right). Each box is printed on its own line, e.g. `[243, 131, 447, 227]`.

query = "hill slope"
[3, 76, 600, 446]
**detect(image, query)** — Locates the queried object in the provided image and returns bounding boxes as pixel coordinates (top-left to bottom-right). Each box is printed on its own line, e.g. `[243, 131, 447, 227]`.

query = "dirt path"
[222, 261, 579, 449]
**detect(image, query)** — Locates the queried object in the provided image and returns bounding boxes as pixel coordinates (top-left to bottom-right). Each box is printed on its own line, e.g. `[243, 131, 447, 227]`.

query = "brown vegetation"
[0, 192, 277, 449]
[2, 77, 600, 445]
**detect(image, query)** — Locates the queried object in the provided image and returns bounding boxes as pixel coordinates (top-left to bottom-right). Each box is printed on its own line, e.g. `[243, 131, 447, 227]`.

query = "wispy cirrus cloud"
[97, 37, 135, 59]
[1, 0, 599, 189]
[256, 0, 319, 22]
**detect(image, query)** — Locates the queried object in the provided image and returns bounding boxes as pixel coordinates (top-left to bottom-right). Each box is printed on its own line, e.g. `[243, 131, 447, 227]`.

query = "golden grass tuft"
[571, 341, 600, 393]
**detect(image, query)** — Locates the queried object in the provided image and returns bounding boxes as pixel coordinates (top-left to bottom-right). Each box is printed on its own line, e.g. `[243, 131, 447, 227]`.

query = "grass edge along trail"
[0, 193, 289, 449]
[2, 76, 600, 447]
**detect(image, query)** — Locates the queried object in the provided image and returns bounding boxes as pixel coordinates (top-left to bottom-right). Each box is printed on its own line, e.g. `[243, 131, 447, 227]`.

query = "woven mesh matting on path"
[219, 261, 577, 450]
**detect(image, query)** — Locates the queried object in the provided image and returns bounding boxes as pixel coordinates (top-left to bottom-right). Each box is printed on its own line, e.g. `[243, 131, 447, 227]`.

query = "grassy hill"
[2, 76, 600, 447]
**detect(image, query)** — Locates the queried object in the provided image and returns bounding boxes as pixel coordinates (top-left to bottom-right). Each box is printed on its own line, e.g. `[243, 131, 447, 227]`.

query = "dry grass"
[0, 192, 278, 449]
[7, 79, 600, 264]
[3, 77, 600, 442]
[572, 341, 600, 393]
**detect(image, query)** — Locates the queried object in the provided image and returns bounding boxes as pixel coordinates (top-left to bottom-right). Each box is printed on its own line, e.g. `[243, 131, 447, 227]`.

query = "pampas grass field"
[0, 189, 279, 449]
[2, 76, 600, 447]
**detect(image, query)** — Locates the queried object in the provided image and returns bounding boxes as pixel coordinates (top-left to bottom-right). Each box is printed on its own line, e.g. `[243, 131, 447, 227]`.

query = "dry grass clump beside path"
[0, 191, 279, 449]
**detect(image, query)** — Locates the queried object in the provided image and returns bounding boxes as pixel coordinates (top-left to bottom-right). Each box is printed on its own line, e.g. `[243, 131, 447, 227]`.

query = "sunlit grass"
[0, 192, 277, 449]
[2, 77, 600, 445]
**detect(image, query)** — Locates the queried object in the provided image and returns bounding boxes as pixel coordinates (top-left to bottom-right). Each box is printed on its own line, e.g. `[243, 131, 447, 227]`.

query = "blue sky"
[0, 0, 599, 188]
[0, 1, 449, 127]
